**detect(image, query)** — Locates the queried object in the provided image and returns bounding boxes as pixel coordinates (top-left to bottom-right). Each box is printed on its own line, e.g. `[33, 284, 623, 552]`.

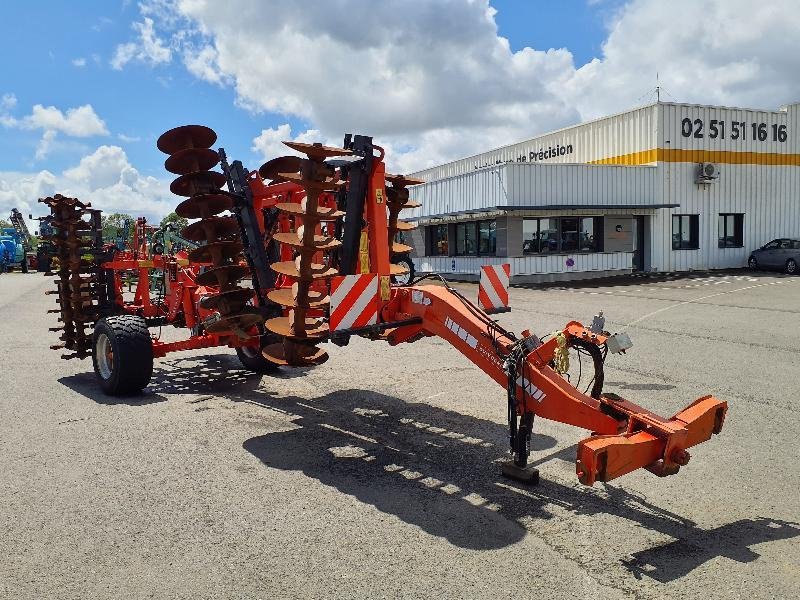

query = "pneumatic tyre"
[92, 315, 153, 396]
[235, 326, 281, 374]
[786, 259, 797, 275]
[748, 256, 758, 270]
[236, 345, 281, 373]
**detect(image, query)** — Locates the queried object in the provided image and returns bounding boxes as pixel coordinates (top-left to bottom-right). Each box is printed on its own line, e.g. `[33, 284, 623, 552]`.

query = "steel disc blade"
[273, 232, 341, 251]
[385, 173, 425, 186]
[170, 170, 226, 197]
[188, 240, 243, 263]
[181, 216, 239, 241]
[194, 264, 250, 287]
[262, 341, 328, 367]
[199, 287, 253, 312]
[267, 287, 329, 308]
[394, 221, 417, 231]
[265, 316, 328, 339]
[390, 263, 410, 275]
[176, 194, 233, 219]
[282, 141, 352, 159]
[270, 260, 337, 281]
[277, 172, 343, 192]
[165, 147, 220, 175]
[157, 125, 217, 154]
[205, 312, 263, 335]
[275, 202, 344, 220]
[392, 242, 414, 253]
[259, 155, 302, 180]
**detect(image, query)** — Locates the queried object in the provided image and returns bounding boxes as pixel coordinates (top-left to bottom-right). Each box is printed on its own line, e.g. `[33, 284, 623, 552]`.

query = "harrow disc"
[175, 193, 233, 219]
[272, 232, 342, 251]
[259, 155, 302, 181]
[198, 286, 254, 313]
[194, 264, 250, 287]
[265, 316, 329, 339]
[181, 216, 239, 242]
[165, 147, 220, 175]
[162, 124, 260, 339]
[262, 139, 353, 366]
[157, 124, 217, 155]
[385, 173, 423, 277]
[266, 287, 329, 309]
[270, 260, 337, 281]
[39, 195, 108, 360]
[274, 202, 344, 221]
[170, 170, 227, 197]
[261, 341, 329, 367]
[188, 240, 244, 264]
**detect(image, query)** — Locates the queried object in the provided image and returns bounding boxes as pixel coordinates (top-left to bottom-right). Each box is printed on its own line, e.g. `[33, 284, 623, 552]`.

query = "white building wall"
[411, 104, 659, 182]
[408, 100, 800, 275]
[409, 162, 659, 221]
[651, 102, 800, 271]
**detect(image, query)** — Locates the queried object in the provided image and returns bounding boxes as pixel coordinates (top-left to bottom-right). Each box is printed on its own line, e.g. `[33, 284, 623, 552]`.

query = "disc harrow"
[39, 194, 106, 359]
[261, 142, 349, 367]
[157, 125, 260, 337]
[385, 174, 423, 276]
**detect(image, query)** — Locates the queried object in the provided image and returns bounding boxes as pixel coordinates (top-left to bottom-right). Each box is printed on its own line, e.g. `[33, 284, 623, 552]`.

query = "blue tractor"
[0, 228, 28, 273]
[1, 208, 32, 273]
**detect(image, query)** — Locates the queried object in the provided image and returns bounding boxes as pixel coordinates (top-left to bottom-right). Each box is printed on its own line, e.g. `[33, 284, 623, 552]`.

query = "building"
[405, 101, 800, 282]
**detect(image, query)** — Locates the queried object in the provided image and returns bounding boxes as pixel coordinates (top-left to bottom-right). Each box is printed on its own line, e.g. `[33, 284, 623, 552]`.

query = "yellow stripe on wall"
[590, 148, 800, 166]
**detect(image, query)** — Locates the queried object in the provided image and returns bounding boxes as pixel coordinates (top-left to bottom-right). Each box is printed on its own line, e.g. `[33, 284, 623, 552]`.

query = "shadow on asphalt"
[58, 371, 168, 405]
[58, 354, 800, 580]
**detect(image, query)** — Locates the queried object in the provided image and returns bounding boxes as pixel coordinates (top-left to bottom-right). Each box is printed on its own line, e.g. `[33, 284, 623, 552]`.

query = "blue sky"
[1, 0, 797, 224]
[0, 0, 618, 178]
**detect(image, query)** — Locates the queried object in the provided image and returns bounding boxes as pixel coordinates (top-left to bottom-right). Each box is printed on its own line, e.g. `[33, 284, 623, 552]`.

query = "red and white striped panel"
[478, 263, 510, 311]
[329, 274, 379, 332]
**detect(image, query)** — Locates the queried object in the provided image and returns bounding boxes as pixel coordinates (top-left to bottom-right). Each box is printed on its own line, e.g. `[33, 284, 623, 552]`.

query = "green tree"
[0, 218, 11, 230]
[159, 212, 188, 232]
[101, 213, 135, 244]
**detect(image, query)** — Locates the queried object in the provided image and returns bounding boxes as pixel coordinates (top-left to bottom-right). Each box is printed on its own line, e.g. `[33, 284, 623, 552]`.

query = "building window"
[478, 220, 496, 255]
[718, 213, 744, 248]
[454, 220, 496, 256]
[672, 214, 699, 250]
[522, 217, 602, 254]
[428, 224, 448, 255]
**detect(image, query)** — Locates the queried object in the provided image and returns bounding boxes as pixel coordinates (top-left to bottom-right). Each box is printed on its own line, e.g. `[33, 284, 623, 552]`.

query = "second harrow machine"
[42, 125, 727, 487]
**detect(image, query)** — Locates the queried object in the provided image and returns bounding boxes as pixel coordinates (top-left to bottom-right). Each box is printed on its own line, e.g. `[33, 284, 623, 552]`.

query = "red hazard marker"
[329, 274, 379, 332]
[478, 263, 510, 313]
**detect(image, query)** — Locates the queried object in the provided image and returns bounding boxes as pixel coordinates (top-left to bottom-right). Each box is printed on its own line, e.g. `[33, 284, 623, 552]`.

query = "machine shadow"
[621, 517, 800, 582]
[58, 371, 168, 405]
[234, 383, 798, 574]
[57, 357, 800, 578]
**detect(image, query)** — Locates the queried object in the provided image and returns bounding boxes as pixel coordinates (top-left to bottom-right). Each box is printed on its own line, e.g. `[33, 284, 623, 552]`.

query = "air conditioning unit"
[696, 162, 720, 183]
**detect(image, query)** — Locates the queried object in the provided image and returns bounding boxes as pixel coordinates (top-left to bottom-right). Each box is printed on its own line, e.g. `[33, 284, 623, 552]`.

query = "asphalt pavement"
[1, 270, 798, 599]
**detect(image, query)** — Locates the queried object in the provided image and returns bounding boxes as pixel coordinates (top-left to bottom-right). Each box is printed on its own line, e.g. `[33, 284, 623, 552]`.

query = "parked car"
[748, 238, 800, 274]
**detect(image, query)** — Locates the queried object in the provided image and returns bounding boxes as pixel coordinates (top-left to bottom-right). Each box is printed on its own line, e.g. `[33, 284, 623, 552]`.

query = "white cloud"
[566, 0, 800, 120]
[19, 104, 108, 137]
[183, 44, 225, 85]
[1, 93, 17, 112]
[117, 133, 142, 143]
[72, 57, 87, 67]
[111, 17, 172, 70]
[1, 103, 109, 160]
[106, 0, 800, 173]
[1, 146, 175, 228]
[251, 124, 328, 161]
